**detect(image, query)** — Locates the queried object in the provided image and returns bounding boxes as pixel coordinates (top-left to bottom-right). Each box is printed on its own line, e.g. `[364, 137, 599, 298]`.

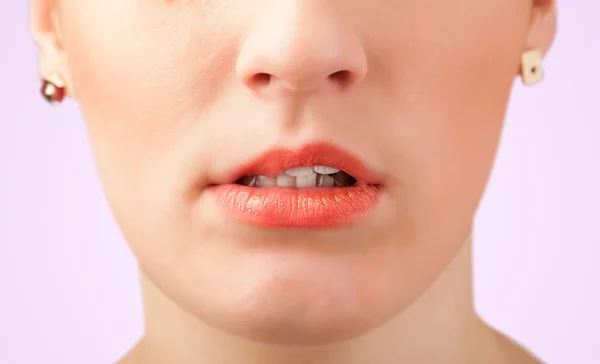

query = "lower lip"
[210, 184, 381, 228]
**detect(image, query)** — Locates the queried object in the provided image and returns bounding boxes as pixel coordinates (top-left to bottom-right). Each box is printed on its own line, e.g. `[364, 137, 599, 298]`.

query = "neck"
[130, 236, 499, 364]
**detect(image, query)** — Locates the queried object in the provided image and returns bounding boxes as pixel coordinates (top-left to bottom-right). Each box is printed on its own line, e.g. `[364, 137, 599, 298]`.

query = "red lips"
[209, 142, 382, 228]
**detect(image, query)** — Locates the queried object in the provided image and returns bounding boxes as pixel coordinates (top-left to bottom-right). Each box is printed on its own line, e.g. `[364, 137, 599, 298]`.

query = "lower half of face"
[60, 0, 531, 346]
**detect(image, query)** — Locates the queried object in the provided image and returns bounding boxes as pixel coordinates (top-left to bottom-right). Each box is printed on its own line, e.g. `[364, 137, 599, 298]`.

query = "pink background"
[1, 2, 598, 363]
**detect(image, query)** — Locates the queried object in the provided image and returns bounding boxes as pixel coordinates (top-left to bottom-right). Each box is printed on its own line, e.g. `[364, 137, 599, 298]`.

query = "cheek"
[59, 1, 237, 225]
[371, 3, 528, 244]
[60, 0, 233, 153]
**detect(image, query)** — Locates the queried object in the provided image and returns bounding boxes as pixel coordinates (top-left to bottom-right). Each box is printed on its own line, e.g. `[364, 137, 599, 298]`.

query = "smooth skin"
[31, 1, 557, 363]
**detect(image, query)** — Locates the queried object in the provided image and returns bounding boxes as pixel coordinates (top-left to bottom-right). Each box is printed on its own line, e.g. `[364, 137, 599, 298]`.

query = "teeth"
[276, 174, 296, 188]
[296, 172, 317, 188]
[255, 176, 277, 187]
[313, 166, 341, 175]
[317, 174, 335, 187]
[284, 166, 317, 177]
[238, 167, 355, 188]
[285, 166, 341, 176]
[242, 173, 348, 188]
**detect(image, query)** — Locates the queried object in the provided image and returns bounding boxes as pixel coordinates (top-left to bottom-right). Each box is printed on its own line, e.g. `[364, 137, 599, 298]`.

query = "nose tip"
[236, 8, 368, 95]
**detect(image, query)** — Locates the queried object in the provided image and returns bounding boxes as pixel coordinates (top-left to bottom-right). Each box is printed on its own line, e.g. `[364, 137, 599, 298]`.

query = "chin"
[152, 247, 407, 348]
[204, 283, 395, 347]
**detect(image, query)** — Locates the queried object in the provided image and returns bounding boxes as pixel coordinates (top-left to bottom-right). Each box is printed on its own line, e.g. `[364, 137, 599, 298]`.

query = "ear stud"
[41, 73, 66, 104]
[520, 49, 544, 86]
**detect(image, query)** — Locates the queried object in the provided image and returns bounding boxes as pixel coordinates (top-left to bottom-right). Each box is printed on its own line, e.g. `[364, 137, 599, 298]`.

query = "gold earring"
[520, 49, 544, 86]
[41, 73, 66, 104]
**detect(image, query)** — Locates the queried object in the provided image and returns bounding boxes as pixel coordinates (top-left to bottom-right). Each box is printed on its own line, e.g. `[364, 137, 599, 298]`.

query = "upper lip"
[221, 142, 381, 185]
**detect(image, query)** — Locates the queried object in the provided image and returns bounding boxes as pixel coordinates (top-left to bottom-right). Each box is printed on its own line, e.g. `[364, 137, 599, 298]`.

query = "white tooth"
[313, 166, 340, 175]
[276, 174, 296, 188]
[255, 176, 277, 187]
[317, 174, 335, 187]
[284, 166, 316, 177]
[296, 172, 317, 188]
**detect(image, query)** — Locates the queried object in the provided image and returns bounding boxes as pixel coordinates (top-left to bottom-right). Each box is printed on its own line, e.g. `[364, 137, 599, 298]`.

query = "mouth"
[208, 142, 382, 229]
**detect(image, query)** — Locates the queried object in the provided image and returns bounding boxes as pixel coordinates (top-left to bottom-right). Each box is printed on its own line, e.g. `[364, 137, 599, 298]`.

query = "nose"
[236, 2, 368, 96]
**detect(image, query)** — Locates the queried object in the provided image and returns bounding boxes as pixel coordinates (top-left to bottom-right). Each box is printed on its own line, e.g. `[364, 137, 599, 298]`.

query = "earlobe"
[526, 0, 557, 57]
[30, 0, 73, 102]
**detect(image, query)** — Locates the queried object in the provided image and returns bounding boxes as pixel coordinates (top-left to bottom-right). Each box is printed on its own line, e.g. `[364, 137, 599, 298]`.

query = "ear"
[30, 0, 74, 99]
[526, 0, 557, 57]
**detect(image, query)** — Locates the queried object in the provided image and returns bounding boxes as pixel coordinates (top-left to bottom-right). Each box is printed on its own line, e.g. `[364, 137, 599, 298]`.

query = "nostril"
[328, 70, 353, 88]
[246, 73, 272, 89]
[243, 70, 359, 93]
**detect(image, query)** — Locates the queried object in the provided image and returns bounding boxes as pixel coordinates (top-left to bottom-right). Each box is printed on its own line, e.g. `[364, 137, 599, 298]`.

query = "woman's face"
[54, 0, 540, 346]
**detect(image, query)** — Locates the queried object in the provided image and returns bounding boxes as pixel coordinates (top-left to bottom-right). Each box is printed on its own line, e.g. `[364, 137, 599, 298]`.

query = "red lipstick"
[209, 143, 381, 228]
